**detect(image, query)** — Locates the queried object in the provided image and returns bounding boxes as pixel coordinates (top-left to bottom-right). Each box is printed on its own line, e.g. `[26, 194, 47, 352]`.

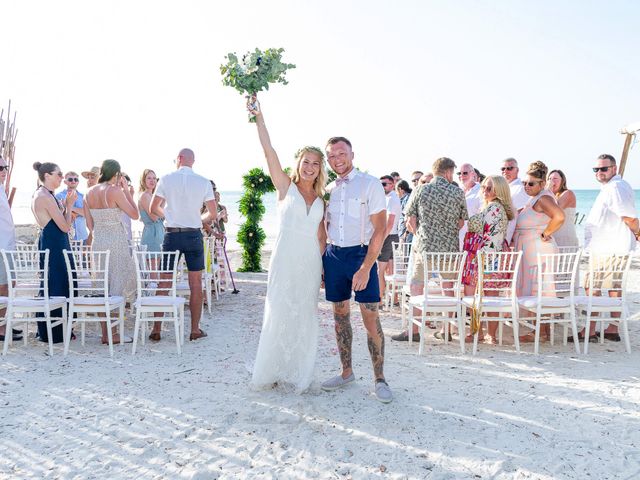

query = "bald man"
[151, 148, 217, 342]
[457, 163, 481, 249]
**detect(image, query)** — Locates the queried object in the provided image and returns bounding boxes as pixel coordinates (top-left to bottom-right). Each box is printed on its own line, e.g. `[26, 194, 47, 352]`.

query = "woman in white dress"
[247, 95, 327, 393]
[547, 169, 579, 248]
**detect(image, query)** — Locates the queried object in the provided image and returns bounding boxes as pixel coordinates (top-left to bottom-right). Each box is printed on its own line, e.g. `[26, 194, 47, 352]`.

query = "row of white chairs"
[387, 243, 635, 355]
[0, 247, 213, 356]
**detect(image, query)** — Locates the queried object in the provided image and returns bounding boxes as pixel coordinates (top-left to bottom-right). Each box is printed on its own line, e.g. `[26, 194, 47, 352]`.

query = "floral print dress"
[461, 201, 509, 286]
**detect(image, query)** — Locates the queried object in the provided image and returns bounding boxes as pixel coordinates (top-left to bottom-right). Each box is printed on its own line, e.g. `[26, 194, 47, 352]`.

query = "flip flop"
[190, 329, 208, 341]
[567, 333, 598, 343]
[598, 332, 621, 342]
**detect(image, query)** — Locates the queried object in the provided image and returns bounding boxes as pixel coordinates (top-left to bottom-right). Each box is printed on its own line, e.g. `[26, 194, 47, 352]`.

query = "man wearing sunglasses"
[55, 171, 89, 243]
[501, 158, 529, 242]
[582, 154, 639, 342]
[457, 163, 481, 249]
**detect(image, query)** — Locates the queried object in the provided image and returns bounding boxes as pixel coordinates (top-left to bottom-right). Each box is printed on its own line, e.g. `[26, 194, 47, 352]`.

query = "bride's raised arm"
[247, 95, 291, 199]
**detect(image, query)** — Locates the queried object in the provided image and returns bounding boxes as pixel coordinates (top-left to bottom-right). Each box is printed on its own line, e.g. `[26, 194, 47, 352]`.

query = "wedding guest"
[393, 157, 467, 342]
[396, 179, 412, 244]
[501, 158, 529, 242]
[32, 162, 76, 344]
[81, 166, 99, 189]
[461, 175, 513, 343]
[512, 161, 564, 343]
[419, 172, 434, 185]
[81, 166, 100, 245]
[151, 148, 217, 341]
[474, 168, 486, 183]
[410, 170, 423, 188]
[84, 160, 138, 344]
[322, 136, 391, 403]
[138, 169, 164, 252]
[457, 163, 482, 249]
[56, 171, 89, 244]
[0, 155, 19, 342]
[120, 173, 134, 240]
[579, 154, 639, 342]
[547, 169, 579, 248]
[390, 171, 401, 183]
[377, 175, 402, 306]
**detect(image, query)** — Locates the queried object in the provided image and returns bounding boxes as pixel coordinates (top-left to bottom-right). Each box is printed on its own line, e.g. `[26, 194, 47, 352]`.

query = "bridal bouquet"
[220, 48, 296, 122]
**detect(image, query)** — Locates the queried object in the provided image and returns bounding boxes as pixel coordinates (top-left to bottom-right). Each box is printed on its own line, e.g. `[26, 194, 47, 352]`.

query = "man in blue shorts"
[151, 148, 217, 342]
[322, 137, 392, 403]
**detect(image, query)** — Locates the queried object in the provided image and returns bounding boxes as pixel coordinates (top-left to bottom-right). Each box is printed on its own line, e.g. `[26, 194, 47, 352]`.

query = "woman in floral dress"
[461, 175, 514, 343]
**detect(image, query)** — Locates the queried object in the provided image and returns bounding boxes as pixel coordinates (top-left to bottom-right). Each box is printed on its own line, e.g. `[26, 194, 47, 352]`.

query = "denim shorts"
[162, 230, 204, 271]
[322, 244, 380, 303]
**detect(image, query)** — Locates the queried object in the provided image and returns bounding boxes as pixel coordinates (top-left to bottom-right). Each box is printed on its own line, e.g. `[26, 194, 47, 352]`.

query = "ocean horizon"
[9, 188, 640, 251]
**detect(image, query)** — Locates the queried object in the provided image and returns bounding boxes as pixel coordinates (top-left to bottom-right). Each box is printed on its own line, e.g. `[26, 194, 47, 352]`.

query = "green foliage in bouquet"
[237, 168, 275, 272]
[220, 48, 296, 122]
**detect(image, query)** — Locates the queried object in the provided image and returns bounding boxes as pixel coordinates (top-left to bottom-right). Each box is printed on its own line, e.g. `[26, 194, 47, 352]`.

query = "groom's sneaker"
[321, 373, 355, 391]
[374, 379, 393, 403]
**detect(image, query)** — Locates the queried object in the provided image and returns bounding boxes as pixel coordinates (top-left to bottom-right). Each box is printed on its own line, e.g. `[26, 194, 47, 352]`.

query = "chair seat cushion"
[518, 296, 571, 308]
[135, 296, 186, 307]
[73, 295, 125, 306]
[574, 295, 623, 307]
[461, 296, 513, 308]
[11, 296, 67, 308]
[408, 295, 459, 307]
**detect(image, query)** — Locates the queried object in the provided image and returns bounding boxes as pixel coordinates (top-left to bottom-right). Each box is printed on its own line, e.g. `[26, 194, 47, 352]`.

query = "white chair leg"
[570, 309, 580, 355]
[105, 314, 114, 357]
[132, 310, 141, 355]
[46, 315, 54, 357]
[64, 309, 74, 356]
[534, 317, 541, 355]
[401, 294, 407, 330]
[458, 308, 465, 354]
[622, 306, 631, 354]
[174, 316, 181, 355]
[206, 283, 212, 316]
[418, 313, 425, 356]
[119, 305, 125, 345]
[180, 307, 185, 345]
[2, 313, 11, 355]
[512, 311, 520, 354]
[584, 309, 592, 354]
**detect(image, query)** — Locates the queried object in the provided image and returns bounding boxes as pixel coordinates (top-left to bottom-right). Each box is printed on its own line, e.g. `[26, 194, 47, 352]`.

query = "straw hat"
[81, 166, 100, 179]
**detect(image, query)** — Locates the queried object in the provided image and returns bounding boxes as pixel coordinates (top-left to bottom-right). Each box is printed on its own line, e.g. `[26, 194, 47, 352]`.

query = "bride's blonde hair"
[290, 146, 327, 199]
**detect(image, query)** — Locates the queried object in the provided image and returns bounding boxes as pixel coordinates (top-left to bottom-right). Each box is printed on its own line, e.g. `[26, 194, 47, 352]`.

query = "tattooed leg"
[333, 301, 353, 377]
[360, 302, 385, 381]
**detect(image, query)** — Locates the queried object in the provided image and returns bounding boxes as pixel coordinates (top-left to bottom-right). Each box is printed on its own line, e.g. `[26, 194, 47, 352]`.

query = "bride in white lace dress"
[248, 96, 327, 393]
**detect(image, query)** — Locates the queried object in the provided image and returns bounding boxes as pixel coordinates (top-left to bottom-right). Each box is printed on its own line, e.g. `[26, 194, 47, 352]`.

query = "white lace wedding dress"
[251, 183, 323, 393]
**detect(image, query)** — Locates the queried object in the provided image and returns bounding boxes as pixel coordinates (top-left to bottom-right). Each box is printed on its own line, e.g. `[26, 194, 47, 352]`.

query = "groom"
[322, 137, 393, 403]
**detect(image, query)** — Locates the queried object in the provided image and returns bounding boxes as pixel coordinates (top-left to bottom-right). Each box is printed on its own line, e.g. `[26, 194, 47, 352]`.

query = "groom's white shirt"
[326, 168, 386, 247]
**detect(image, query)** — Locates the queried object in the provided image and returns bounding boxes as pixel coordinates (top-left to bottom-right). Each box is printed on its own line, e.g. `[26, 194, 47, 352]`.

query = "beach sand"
[1, 251, 640, 479]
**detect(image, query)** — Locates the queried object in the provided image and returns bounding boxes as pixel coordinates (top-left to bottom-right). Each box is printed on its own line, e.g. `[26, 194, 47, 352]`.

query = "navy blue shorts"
[322, 244, 380, 303]
[162, 230, 204, 271]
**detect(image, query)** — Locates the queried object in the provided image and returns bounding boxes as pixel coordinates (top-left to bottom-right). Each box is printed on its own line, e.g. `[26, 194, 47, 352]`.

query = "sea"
[9, 189, 640, 251]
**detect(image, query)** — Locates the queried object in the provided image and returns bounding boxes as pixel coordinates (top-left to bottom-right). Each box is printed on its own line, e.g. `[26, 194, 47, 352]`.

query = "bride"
[248, 95, 327, 393]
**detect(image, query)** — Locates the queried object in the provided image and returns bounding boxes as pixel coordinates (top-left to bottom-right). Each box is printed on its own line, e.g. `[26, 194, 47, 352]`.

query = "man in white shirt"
[502, 157, 529, 242]
[321, 136, 392, 403]
[580, 154, 639, 341]
[151, 148, 217, 342]
[0, 155, 19, 341]
[377, 175, 402, 304]
[457, 163, 481, 249]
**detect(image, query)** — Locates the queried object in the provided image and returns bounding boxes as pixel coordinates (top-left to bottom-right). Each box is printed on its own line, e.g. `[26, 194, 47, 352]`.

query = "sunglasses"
[381, 182, 391, 186]
[525, 180, 543, 187]
[0, 165, 8, 172]
[501, 166, 515, 172]
[481, 185, 493, 191]
[66, 177, 79, 182]
[592, 166, 613, 173]
[456, 171, 470, 176]
[411, 178, 420, 183]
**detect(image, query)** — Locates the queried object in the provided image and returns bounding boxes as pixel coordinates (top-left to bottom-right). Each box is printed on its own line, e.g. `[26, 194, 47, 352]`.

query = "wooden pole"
[619, 133, 634, 178]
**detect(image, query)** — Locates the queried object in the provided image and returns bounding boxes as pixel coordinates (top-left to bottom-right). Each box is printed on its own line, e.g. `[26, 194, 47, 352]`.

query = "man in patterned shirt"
[392, 157, 468, 341]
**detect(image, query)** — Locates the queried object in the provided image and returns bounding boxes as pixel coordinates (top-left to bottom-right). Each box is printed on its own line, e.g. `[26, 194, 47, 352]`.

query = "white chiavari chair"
[132, 250, 185, 354]
[384, 241, 411, 312]
[1, 249, 67, 356]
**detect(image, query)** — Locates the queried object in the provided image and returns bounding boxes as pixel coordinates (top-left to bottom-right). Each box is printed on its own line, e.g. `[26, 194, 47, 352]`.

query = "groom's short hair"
[326, 136, 352, 150]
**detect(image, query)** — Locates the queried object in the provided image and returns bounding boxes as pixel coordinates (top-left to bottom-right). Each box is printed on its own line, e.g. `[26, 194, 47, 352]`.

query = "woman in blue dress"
[137, 169, 164, 251]
[31, 162, 77, 343]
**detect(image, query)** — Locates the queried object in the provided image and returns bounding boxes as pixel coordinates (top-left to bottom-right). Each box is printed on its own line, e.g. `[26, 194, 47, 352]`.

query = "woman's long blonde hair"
[482, 175, 514, 220]
[290, 146, 327, 199]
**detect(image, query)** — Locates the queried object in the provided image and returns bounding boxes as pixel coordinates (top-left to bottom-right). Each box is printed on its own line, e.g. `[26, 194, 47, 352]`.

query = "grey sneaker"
[321, 373, 355, 391]
[374, 380, 393, 403]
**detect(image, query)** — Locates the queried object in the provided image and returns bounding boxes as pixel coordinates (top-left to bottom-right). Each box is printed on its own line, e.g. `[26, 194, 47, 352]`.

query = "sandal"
[598, 332, 621, 342]
[190, 329, 208, 341]
[148, 332, 161, 342]
[567, 333, 598, 343]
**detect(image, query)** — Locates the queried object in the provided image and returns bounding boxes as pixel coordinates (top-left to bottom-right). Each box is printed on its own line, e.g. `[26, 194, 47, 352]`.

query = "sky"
[1, 0, 639, 193]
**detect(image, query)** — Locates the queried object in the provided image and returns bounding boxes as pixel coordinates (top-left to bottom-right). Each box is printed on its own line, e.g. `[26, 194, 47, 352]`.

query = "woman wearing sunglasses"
[512, 161, 565, 342]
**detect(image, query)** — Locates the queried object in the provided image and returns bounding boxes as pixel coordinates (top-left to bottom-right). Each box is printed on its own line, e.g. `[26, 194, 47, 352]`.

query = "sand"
[1, 254, 640, 479]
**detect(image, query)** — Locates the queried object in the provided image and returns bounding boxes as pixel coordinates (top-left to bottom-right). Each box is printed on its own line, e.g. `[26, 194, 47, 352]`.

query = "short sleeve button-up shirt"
[326, 169, 386, 247]
[0, 187, 16, 252]
[155, 166, 214, 229]
[406, 176, 468, 252]
[585, 175, 637, 253]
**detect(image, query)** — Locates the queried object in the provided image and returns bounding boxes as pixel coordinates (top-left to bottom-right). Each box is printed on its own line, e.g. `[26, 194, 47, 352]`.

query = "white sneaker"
[374, 380, 393, 403]
[321, 373, 355, 391]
